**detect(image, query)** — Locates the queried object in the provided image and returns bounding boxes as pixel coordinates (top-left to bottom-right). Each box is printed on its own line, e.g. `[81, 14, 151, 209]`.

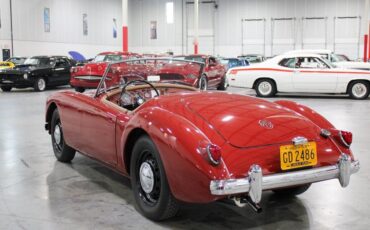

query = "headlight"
[23, 73, 28, 79]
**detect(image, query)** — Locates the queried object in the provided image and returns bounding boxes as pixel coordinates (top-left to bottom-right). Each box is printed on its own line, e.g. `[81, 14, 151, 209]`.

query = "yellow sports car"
[0, 62, 15, 70]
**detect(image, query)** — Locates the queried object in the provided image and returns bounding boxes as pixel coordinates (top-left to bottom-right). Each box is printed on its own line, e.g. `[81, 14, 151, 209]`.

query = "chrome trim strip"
[339, 131, 351, 148]
[210, 154, 360, 196]
[74, 76, 102, 81]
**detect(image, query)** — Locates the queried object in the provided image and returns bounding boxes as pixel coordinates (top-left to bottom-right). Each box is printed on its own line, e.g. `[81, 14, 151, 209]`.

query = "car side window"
[313, 57, 330, 69]
[278, 58, 296, 68]
[55, 58, 69, 68]
[209, 57, 216, 66]
[295, 57, 329, 69]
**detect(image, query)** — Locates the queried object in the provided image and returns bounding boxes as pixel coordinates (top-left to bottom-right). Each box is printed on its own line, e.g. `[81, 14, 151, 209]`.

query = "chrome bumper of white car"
[210, 153, 360, 204]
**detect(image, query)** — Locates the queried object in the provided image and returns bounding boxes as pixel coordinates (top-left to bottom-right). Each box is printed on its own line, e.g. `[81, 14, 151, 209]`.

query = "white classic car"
[285, 49, 370, 71]
[227, 53, 370, 99]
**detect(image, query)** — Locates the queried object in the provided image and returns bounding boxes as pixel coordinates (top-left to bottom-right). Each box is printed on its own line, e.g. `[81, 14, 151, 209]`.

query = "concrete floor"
[0, 86, 369, 230]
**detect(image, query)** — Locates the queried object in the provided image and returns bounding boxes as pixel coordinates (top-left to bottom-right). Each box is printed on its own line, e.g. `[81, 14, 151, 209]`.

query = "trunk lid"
[184, 92, 321, 148]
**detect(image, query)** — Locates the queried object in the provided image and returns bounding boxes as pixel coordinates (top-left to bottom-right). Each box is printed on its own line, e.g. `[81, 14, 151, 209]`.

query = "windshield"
[175, 56, 205, 63]
[93, 54, 124, 62]
[331, 53, 349, 62]
[94, 58, 204, 96]
[243, 56, 263, 63]
[24, 57, 53, 66]
[8, 57, 26, 64]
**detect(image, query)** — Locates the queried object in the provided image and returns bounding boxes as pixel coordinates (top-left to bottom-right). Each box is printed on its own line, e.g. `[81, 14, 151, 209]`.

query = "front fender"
[120, 107, 230, 203]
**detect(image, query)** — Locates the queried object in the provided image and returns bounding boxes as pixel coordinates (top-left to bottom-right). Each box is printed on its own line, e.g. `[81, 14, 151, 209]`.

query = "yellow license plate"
[280, 142, 317, 170]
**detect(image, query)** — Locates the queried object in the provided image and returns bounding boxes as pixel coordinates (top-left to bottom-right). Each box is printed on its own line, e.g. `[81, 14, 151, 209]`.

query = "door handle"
[55, 68, 65, 71]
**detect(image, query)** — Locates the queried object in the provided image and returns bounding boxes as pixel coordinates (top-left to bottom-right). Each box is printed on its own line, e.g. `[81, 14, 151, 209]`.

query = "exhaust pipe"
[232, 196, 262, 213]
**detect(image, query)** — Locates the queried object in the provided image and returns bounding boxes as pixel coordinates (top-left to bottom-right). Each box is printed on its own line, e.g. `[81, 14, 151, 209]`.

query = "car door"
[292, 57, 338, 93]
[206, 56, 220, 86]
[53, 58, 71, 84]
[77, 95, 122, 166]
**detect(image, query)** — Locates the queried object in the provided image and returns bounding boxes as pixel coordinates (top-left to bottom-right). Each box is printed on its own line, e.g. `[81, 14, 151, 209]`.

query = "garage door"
[186, 1, 215, 55]
[241, 18, 266, 56]
[334, 16, 361, 60]
[271, 17, 296, 55]
[302, 17, 328, 49]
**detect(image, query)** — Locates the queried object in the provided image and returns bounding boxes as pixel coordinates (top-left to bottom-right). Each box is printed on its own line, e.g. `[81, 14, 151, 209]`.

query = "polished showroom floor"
[0, 86, 369, 230]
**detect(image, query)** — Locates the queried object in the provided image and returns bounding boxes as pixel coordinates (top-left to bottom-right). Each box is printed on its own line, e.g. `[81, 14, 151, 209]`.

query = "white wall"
[0, 0, 122, 60]
[0, 0, 367, 60]
[128, 0, 184, 54]
[128, 0, 366, 59]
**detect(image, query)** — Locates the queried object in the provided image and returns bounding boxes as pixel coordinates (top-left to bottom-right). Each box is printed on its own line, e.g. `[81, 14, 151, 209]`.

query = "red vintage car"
[70, 51, 141, 92]
[175, 54, 227, 90]
[45, 60, 359, 221]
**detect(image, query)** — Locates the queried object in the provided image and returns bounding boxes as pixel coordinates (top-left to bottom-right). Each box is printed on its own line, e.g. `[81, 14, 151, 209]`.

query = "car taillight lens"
[339, 130, 352, 147]
[229, 69, 237, 75]
[207, 144, 222, 165]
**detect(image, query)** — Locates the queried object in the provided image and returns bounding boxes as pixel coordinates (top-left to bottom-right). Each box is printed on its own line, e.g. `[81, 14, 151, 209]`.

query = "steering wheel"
[119, 80, 160, 109]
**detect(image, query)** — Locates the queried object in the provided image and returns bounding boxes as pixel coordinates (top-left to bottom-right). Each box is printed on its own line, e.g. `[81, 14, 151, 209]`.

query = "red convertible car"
[45, 60, 359, 221]
[175, 54, 227, 90]
[70, 51, 141, 92]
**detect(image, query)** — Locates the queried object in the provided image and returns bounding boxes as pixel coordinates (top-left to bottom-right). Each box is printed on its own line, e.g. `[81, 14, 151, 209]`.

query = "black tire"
[217, 76, 228, 91]
[198, 75, 208, 91]
[75, 87, 85, 93]
[34, 77, 47, 92]
[1, 86, 12, 92]
[255, 79, 277, 97]
[348, 81, 370, 100]
[130, 135, 179, 221]
[272, 184, 311, 196]
[51, 109, 76, 162]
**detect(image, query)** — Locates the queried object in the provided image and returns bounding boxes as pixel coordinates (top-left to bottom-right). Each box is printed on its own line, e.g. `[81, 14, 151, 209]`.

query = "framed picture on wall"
[150, 21, 157, 39]
[44, 8, 50, 32]
[83, 13, 88, 36]
[113, 18, 117, 38]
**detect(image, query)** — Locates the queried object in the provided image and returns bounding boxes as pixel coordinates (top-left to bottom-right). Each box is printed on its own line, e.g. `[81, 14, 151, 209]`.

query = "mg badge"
[259, 119, 273, 129]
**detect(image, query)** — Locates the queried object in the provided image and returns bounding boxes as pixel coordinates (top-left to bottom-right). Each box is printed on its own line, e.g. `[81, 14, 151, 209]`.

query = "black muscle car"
[0, 56, 75, 92]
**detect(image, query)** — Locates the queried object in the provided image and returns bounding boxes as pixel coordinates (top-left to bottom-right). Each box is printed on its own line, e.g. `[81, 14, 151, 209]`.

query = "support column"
[364, 0, 369, 61]
[122, 0, 128, 52]
[193, 0, 199, 54]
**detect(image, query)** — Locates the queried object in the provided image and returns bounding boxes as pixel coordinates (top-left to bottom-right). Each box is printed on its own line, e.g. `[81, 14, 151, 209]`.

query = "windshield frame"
[94, 58, 205, 98]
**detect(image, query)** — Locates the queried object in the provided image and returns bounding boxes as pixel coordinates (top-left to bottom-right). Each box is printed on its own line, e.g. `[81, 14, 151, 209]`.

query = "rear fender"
[274, 100, 334, 129]
[275, 100, 353, 157]
[120, 107, 230, 203]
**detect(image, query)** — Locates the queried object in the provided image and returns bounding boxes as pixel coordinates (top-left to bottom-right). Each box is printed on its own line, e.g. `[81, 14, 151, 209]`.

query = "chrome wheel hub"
[258, 81, 272, 95]
[54, 124, 61, 145]
[38, 79, 46, 91]
[139, 162, 155, 194]
[352, 83, 367, 98]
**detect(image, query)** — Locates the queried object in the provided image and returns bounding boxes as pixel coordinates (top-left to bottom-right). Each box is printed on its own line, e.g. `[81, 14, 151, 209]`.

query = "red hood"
[182, 92, 321, 148]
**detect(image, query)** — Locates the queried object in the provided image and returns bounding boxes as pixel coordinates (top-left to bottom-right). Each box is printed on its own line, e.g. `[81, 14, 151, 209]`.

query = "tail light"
[229, 69, 238, 75]
[339, 131, 352, 147]
[207, 144, 222, 165]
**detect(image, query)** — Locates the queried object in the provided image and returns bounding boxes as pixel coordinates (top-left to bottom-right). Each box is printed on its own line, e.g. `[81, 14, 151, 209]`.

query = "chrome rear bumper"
[210, 153, 360, 204]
